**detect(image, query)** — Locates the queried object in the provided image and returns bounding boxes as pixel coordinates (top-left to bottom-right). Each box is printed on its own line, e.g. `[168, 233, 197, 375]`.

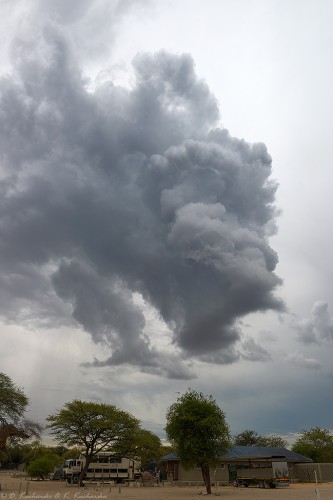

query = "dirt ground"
[1, 472, 333, 500]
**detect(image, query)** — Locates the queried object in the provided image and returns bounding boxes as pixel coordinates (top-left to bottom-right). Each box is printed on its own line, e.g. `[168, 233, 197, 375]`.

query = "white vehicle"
[233, 461, 290, 489]
[62, 452, 141, 484]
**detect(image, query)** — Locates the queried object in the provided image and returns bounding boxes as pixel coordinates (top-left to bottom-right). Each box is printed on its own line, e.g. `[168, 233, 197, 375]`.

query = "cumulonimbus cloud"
[0, 24, 284, 378]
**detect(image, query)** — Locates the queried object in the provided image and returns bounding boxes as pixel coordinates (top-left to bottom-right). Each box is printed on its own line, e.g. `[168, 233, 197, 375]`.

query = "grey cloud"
[52, 259, 196, 379]
[198, 346, 240, 365]
[241, 337, 272, 362]
[0, 26, 283, 377]
[286, 352, 322, 370]
[258, 330, 278, 343]
[85, 353, 196, 380]
[18, 0, 152, 69]
[295, 301, 333, 344]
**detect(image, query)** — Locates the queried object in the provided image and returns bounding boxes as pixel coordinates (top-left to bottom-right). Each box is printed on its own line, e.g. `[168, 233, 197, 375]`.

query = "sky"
[1, 0, 333, 446]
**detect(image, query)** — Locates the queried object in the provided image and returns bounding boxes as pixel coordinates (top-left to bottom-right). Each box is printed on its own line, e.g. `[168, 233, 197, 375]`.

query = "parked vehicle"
[62, 452, 141, 484]
[233, 461, 290, 488]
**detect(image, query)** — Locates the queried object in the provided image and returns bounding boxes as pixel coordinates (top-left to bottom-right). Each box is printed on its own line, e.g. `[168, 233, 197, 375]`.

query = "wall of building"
[162, 459, 333, 484]
[178, 464, 229, 483]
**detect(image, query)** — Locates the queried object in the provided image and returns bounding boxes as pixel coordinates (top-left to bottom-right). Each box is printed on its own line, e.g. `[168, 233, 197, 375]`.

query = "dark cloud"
[0, 26, 283, 378]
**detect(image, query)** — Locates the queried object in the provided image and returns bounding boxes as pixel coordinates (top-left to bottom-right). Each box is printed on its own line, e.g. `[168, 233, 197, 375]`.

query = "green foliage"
[261, 434, 288, 448]
[27, 454, 59, 480]
[127, 429, 162, 469]
[160, 444, 174, 456]
[165, 389, 231, 494]
[234, 429, 262, 446]
[4, 441, 66, 469]
[62, 447, 81, 460]
[4, 443, 31, 465]
[292, 427, 333, 462]
[0, 372, 29, 424]
[47, 399, 140, 485]
[47, 400, 140, 453]
[233, 429, 288, 448]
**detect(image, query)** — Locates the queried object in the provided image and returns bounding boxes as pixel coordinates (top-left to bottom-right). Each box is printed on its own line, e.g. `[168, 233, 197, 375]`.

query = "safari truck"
[233, 460, 290, 489]
[62, 452, 141, 484]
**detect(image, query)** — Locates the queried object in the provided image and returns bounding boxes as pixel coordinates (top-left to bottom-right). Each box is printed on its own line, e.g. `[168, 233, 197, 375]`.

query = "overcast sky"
[1, 0, 333, 446]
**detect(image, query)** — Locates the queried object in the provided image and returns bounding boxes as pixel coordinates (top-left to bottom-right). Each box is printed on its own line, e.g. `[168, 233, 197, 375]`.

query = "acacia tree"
[234, 429, 288, 448]
[0, 372, 28, 425]
[292, 427, 333, 462]
[165, 389, 231, 495]
[47, 400, 140, 486]
[0, 373, 41, 460]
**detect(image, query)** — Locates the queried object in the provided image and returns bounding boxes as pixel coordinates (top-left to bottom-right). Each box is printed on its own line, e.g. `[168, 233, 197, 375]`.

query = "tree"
[165, 389, 231, 495]
[234, 429, 262, 446]
[134, 429, 163, 470]
[46, 400, 140, 486]
[0, 372, 28, 425]
[234, 429, 287, 448]
[0, 373, 42, 459]
[27, 453, 59, 480]
[117, 428, 162, 470]
[160, 444, 174, 456]
[5, 441, 66, 471]
[261, 434, 288, 448]
[292, 427, 333, 463]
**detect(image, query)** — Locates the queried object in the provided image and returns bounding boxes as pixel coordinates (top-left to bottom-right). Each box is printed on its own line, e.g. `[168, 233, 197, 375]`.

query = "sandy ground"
[1, 472, 333, 500]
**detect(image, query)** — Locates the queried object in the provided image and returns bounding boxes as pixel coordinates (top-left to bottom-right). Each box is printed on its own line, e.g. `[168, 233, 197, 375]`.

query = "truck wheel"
[269, 482, 276, 489]
[72, 475, 79, 484]
[259, 481, 264, 488]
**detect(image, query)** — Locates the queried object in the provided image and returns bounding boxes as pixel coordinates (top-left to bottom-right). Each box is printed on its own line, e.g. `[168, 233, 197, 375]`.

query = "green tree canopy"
[261, 434, 288, 448]
[233, 429, 262, 446]
[165, 389, 231, 495]
[27, 453, 60, 480]
[234, 429, 287, 448]
[0, 372, 28, 425]
[292, 427, 333, 463]
[0, 373, 41, 459]
[47, 399, 140, 486]
[118, 428, 162, 470]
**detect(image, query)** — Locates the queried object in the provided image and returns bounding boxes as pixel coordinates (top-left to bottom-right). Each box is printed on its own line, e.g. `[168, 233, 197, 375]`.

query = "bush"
[27, 455, 58, 480]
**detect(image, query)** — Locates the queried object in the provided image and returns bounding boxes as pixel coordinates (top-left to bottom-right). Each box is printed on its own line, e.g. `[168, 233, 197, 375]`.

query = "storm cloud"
[0, 26, 283, 378]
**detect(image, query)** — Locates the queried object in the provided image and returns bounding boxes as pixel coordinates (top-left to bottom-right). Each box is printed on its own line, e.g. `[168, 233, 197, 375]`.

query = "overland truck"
[233, 461, 290, 489]
[62, 452, 141, 484]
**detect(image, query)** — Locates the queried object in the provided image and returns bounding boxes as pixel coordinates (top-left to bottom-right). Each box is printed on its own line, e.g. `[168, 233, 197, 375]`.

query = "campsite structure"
[160, 446, 312, 486]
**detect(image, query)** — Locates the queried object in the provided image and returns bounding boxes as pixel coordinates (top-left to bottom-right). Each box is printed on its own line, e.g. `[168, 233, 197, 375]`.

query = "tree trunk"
[79, 461, 90, 487]
[200, 464, 211, 494]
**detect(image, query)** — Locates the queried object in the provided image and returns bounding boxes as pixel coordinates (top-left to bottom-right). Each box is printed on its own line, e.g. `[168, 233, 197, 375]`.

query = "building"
[160, 446, 312, 484]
